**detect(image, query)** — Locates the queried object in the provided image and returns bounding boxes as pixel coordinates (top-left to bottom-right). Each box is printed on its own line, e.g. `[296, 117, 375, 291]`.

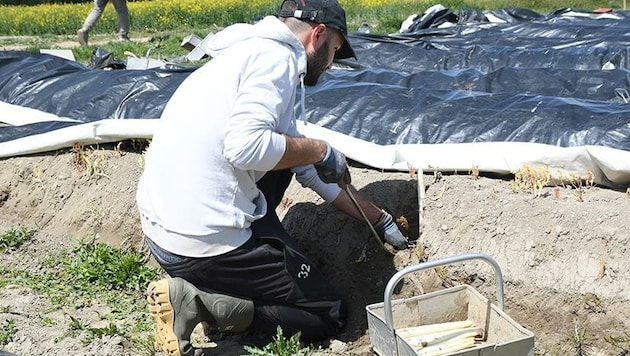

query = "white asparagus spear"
[396, 320, 476, 339]
[404, 328, 481, 348]
[416, 333, 477, 356]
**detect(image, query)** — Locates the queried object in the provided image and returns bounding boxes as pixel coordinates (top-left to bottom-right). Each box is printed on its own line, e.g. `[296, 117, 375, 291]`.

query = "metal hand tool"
[339, 181, 390, 252]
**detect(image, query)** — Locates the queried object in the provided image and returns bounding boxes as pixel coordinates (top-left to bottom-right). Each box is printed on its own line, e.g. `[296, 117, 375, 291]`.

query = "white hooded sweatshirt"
[136, 16, 341, 257]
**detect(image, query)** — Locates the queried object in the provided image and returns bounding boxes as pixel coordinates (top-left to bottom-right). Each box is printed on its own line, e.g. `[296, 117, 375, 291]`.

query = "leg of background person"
[80, 0, 109, 33]
[111, 0, 130, 39]
[78, 0, 109, 45]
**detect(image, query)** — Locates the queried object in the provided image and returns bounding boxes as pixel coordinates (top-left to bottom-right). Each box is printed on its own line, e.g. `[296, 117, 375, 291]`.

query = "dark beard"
[303, 36, 331, 86]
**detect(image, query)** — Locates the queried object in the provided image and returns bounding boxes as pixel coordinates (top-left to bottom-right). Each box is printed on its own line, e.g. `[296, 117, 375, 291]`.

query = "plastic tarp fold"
[1, 6, 629, 188]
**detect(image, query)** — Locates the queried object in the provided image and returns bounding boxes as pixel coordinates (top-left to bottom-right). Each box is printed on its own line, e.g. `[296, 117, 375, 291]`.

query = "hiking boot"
[77, 30, 88, 46]
[118, 34, 130, 41]
[147, 277, 254, 356]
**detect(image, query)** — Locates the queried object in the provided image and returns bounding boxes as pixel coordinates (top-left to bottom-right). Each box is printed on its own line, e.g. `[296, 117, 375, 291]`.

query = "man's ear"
[310, 23, 328, 48]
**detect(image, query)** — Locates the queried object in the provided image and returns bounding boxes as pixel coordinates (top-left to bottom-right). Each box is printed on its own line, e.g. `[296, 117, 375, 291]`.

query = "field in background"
[0, 0, 623, 36]
[0, 0, 624, 64]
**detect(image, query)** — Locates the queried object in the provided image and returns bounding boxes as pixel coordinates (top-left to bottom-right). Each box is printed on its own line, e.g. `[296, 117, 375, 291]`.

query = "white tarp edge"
[0, 118, 157, 158]
[296, 121, 630, 188]
[0, 101, 156, 158]
[1, 102, 629, 188]
[0, 101, 80, 126]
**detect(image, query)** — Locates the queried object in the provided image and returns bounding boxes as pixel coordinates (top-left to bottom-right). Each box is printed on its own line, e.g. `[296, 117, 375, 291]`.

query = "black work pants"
[146, 170, 346, 342]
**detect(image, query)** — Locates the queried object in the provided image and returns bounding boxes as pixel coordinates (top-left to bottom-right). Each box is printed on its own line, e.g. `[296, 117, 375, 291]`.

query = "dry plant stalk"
[585, 170, 594, 186]
[408, 163, 417, 178]
[553, 187, 560, 199]
[575, 178, 584, 202]
[70, 143, 87, 171]
[576, 189, 584, 202]
[434, 266, 448, 282]
[511, 165, 550, 197]
[512, 166, 592, 201]
[558, 171, 582, 188]
[355, 245, 367, 263]
[470, 165, 479, 179]
[428, 165, 442, 183]
[598, 257, 606, 280]
[432, 186, 446, 201]
[70, 143, 106, 177]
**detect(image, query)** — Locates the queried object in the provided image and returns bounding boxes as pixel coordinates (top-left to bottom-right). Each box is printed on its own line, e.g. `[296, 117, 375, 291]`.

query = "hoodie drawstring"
[299, 73, 307, 125]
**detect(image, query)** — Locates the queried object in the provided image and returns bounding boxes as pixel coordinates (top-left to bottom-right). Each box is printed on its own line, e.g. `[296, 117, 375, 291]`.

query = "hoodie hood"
[206, 16, 307, 76]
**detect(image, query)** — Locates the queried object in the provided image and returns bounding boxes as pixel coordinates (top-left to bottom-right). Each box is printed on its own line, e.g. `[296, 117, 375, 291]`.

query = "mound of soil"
[0, 144, 628, 355]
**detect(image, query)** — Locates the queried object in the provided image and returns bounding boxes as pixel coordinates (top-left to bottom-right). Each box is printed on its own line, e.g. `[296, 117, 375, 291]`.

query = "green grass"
[0, 229, 310, 353]
[0, 231, 160, 349]
[604, 333, 630, 354]
[244, 326, 314, 356]
[0, 319, 16, 346]
[0, 227, 34, 252]
[64, 237, 156, 292]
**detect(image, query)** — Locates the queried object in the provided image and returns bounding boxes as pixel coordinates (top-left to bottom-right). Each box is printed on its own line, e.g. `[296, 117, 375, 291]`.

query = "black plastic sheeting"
[1, 6, 630, 152]
[309, 7, 630, 150]
[0, 51, 193, 142]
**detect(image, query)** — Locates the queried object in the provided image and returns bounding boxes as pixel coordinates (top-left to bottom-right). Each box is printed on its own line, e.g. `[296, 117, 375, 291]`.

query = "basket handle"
[383, 253, 504, 330]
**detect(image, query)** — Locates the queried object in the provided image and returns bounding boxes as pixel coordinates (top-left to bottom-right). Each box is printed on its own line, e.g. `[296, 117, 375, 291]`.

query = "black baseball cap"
[277, 0, 356, 59]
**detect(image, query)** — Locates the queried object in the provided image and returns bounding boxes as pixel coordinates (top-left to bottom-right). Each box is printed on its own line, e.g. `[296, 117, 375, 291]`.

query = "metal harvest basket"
[366, 253, 535, 356]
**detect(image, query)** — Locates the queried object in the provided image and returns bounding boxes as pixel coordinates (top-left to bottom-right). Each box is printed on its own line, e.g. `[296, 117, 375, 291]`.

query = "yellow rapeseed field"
[0, 0, 418, 35]
[0, 0, 600, 36]
[0, 0, 426, 36]
[0, 0, 275, 35]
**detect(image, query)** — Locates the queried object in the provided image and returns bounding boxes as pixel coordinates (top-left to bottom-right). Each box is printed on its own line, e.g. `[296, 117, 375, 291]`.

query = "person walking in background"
[77, 0, 130, 46]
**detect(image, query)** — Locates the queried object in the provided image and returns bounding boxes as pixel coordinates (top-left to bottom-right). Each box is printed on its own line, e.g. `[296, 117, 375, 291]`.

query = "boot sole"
[147, 279, 181, 356]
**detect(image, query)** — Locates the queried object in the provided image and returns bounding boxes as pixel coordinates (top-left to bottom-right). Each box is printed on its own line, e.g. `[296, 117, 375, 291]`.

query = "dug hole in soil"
[0, 145, 628, 355]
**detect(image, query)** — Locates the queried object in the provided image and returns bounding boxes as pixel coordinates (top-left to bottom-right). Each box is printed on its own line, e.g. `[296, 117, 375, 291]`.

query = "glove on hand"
[314, 144, 351, 185]
[374, 210, 409, 250]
